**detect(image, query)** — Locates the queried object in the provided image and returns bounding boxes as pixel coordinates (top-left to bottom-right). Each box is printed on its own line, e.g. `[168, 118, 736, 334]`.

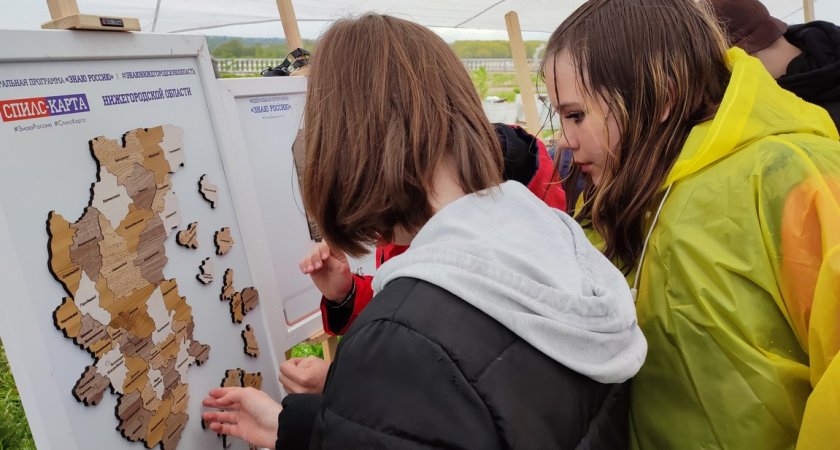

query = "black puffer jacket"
[781, 21, 840, 129]
[277, 278, 630, 449]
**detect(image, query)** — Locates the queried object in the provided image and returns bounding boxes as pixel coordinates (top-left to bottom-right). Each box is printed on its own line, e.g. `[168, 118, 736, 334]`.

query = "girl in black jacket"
[202, 13, 646, 449]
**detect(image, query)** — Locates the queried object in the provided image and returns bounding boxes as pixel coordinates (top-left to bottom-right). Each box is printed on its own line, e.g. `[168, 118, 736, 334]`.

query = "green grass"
[0, 341, 35, 450]
[289, 342, 325, 359]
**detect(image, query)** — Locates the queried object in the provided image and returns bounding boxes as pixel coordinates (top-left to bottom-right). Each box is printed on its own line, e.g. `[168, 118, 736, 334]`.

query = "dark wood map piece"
[77, 313, 112, 357]
[69, 206, 103, 282]
[221, 269, 234, 301]
[230, 292, 244, 324]
[242, 371, 263, 390]
[121, 163, 157, 211]
[241, 325, 259, 358]
[188, 340, 211, 366]
[161, 411, 188, 450]
[241, 287, 260, 314]
[72, 365, 111, 406]
[135, 215, 168, 286]
[213, 227, 233, 256]
[176, 222, 198, 249]
[116, 390, 153, 443]
[196, 257, 214, 284]
[198, 174, 219, 208]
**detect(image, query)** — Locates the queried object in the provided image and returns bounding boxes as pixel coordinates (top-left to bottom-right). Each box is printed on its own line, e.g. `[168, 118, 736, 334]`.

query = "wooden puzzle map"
[47, 125, 210, 450]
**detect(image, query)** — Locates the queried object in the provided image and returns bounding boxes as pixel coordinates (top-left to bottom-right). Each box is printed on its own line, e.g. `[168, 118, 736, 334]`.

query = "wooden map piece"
[116, 330, 153, 361]
[96, 344, 128, 394]
[241, 325, 260, 357]
[229, 292, 244, 324]
[136, 216, 168, 286]
[140, 380, 162, 413]
[198, 174, 219, 208]
[176, 222, 198, 249]
[242, 371, 263, 390]
[92, 167, 132, 231]
[136, 127, 173, 185]
[159, 191, 181, 237]
[145, 397, 173, 449]
[123, 356, 150, 394]
[115, 206, 154, 256]
[161, 412, 188, 450]
[47, 211, 82, 296]
[169, 383, 189, 415]
[75, 272, 111, 326]
[90, 135, 143, 185]
[196, 257, 214, 284]
[69, 206, 103, 282]
[241, 287, 260, 314]
[214, 227, 234, 256]
[221, 369, 244, 388]
[160, 125, 185, 171]
[221, 269, 234, 301]
[116, 390, 153, 443]
[77, 313, 112, 357]
[121, 163, 156, 211]
[54, 297, 83, 341]
[73, 365, 111, 406]
[189, 340, 211, 366]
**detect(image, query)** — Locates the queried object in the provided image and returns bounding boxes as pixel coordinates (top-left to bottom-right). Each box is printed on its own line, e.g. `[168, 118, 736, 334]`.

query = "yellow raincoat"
[629, 48, 840, 449]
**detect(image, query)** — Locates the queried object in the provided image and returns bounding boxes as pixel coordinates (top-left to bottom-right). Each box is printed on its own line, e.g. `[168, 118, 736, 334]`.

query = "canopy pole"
[276, 0, 303, 50]
[505, 11, 540, 134]
[803, 0, 815, 22]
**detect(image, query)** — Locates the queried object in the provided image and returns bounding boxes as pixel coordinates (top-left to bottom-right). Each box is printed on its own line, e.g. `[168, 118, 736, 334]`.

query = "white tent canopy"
[4, 0, 840, 37]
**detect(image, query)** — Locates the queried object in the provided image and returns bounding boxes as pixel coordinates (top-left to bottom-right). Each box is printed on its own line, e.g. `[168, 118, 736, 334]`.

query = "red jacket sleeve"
[526, 136, 567, 212]
[320, 274, 375, 336]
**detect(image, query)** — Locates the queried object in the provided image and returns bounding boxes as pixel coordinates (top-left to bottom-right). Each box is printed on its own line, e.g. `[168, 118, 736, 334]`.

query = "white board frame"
[215, 76, 325, 354]
[0, 29, 285, 450]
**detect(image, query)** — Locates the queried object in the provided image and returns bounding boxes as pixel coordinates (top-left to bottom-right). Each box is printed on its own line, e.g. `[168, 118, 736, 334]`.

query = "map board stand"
[42, 0, 141, 32]
[0, 29, 286, 450]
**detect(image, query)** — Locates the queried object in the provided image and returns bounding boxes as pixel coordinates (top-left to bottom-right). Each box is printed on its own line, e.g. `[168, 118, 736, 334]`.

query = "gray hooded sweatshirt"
[373, 181, 647, 384]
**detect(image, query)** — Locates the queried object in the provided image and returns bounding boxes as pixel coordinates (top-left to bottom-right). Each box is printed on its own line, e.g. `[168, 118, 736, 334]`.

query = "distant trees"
[209, 37, 544, 60]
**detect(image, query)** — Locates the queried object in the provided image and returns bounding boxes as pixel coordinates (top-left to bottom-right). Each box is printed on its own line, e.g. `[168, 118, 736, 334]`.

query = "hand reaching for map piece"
[299, 241, 353, 301]
[202, 387, 282, 450]
[279, 356, 330, 394]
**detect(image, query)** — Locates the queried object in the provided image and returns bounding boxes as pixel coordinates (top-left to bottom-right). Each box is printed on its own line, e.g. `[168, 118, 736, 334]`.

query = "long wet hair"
[543, 0, 731, 272]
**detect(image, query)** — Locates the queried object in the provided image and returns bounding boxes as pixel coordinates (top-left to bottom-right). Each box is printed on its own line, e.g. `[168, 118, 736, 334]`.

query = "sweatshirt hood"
[372, 181, 647, 383]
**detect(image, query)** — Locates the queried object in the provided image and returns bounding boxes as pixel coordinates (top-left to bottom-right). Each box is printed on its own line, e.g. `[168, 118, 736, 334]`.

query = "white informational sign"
[0, 30, 283, 450]
[216, 77, 376, 354]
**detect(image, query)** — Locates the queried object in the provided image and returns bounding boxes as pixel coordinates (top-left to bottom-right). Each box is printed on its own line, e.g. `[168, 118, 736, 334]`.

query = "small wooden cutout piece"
[198, 174, 219, 209]
[196, 257, 214, 284]
[242, 372, 263, 390]
[230, 292, 244, 324]
[176, 222, 198, 249]
[241, 287, 260, 314]
[241, 325, 260, 357]
[213, 227, 233, 256]
[220, 269, 234, 301]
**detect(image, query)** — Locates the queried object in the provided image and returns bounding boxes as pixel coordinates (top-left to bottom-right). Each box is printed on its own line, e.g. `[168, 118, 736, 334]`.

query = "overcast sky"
[2, 0, 839, 42]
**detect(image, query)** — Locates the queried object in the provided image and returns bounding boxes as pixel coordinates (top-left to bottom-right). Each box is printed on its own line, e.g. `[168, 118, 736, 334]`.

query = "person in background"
[281, 123, 566, 395]
[203, 13, 645, 450]
[544, 0, 840, 448]
[708, 0, 840, 128]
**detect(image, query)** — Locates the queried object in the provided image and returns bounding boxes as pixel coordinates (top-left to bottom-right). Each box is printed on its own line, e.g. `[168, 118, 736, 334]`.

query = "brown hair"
[302, 14, 502, 257]
[543, 0, 730, 272]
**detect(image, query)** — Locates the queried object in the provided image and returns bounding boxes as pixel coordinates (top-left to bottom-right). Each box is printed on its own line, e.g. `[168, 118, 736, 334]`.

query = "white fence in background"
[211, 58, 541, 76]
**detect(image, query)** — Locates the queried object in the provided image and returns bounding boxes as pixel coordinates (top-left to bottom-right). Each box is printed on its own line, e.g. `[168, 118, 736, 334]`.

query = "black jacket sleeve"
[276, 394, 322, 450]
[310, 318, 503, 450]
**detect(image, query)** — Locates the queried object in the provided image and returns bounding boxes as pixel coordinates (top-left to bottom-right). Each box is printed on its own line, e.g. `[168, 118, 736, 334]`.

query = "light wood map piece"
[241, 325, 260, 357]
[213, 227, 233, 256]
[198, 174, 218, 208]
[46, 125, 208, 450]
[196, 257, 214, 284]
[220, 269, 234, 301]
[175, 222, 198, 249]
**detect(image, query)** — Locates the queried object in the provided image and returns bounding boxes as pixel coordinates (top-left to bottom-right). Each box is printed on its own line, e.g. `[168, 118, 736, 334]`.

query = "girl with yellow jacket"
[543, 0, 840, 448]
